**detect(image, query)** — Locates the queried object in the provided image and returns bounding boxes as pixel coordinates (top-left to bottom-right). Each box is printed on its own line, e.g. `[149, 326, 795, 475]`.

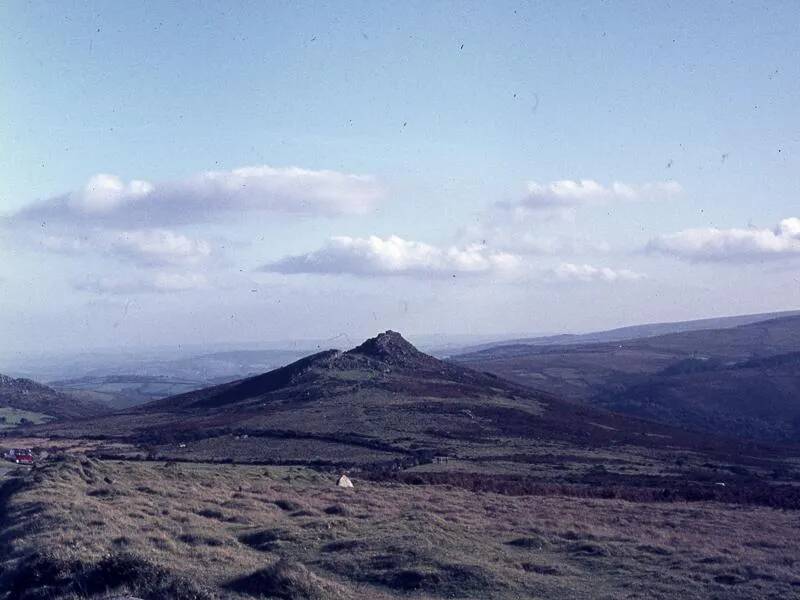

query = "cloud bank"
[76, 272, 209, 294]
[41, 229, 212, 266]
[15, 166, 384, 226]
[647, 218, 800, 262]
[109, 229, 212, 266]
[262, 235, 522, 277]
[498, 179, 681, 217]
[458, 221, 612, 255]
[547, 263, 645, 283]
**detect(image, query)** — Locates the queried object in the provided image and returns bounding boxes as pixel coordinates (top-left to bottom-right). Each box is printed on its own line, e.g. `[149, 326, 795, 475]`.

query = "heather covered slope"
[7, 333, 800, 600]
[592, 352, 800, 443]
[453, 316, 800, 442]
[0, 373, 108, 421]
[36, 331, 727, 459]
[451, 309, 800, 356]
[30, 332, 800, 506]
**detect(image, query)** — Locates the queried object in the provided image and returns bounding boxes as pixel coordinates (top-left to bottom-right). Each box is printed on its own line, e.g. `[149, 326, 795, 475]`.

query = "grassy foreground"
[1, 456, 799, 599]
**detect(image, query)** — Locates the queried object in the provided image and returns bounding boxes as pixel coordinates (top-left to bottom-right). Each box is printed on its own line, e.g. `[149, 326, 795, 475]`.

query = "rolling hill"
[9, 332, 800, 600]
[38, 330, 706, 456]
[31, 331, 800, 507]
[453, 315, 800, 442]
[450, 309, 800, 356]
[0, 373, 109, 422]
[591, 352, 800, 443]
[50, 374, 216, 409]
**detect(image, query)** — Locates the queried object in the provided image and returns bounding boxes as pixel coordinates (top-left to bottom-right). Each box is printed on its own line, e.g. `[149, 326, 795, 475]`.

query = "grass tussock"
[506, 535, 549, 550]
[2, 455, 800, 599]
[227, 558, 348, 599]
[2, 551, 211, 600]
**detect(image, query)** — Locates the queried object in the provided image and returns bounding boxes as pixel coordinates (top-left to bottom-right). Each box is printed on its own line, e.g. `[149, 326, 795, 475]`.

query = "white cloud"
[647, 218, 800, 262]
[108, 229, 212, 266]
[511, 234, 611, 255]
[39, 229, 212, 266]
[262, 235, 522, 277]
[15, 165, 384, 226]
[70, 174, 154, 214]
[150, 272, 209, 291]
[499, 179, 682, 217]
[547, 263, 646, 283]
[77, 272, 209, 294]
[40, 235, 93, 254]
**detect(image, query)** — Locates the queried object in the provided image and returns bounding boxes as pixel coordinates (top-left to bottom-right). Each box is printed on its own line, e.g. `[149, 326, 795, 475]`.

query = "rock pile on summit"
[347, 330, 433, 367]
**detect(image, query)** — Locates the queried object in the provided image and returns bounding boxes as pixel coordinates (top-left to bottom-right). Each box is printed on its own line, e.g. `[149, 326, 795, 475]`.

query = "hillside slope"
[51, 374, 212, 409]
[593, 353, 800, 443]
[453, 316, 800, 442]
[0, 373, 109, 420]
[452, 309, 800, 355]
[33, 331, 797, 487]
[42, 331, 702, 450]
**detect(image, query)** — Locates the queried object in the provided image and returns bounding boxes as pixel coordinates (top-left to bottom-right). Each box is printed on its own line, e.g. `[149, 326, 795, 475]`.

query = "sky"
[1, 0, 799, 356]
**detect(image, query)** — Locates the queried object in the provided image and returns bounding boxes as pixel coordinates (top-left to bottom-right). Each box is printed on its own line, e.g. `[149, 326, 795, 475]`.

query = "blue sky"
[1, 1, 799, 355]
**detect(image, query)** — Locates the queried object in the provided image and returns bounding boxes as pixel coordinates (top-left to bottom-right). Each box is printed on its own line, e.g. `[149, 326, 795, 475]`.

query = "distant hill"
[4, 348, 309, 386]
[592, 352, 800, 443]
[0, 373, 109, 421]
[35, 331, 788, 470]
[451, 309, 800, 356]
[453, 315, 800, 443]
[50, 374, 218, 409]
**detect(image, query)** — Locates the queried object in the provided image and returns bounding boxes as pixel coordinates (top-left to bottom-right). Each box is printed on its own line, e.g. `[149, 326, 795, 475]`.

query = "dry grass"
[2, 456, 800, 599]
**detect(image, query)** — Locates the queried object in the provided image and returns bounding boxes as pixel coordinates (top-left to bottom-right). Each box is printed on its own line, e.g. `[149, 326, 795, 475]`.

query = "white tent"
[336, 474, 354, 488]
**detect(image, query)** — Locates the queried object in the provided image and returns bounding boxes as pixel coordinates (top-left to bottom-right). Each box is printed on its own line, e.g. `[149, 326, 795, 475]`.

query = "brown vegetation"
[2, 456, 800, 599]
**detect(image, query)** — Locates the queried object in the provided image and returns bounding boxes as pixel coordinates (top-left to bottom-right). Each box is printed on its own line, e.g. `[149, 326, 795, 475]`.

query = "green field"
[0, 406, 53, 429]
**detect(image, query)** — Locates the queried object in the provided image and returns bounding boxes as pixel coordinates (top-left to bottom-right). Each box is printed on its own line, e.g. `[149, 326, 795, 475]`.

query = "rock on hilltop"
[30, 330, 750, 468]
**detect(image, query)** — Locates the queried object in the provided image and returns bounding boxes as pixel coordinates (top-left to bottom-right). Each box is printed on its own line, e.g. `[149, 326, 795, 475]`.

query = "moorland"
[1, 325, 799, 599]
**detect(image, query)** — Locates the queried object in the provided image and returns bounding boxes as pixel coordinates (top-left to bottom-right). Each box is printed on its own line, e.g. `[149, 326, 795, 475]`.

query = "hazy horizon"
[4, 307, 799, 373]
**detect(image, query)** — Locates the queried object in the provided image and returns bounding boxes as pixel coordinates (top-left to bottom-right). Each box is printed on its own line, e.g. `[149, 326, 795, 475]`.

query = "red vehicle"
[4, 448, 34, 464]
